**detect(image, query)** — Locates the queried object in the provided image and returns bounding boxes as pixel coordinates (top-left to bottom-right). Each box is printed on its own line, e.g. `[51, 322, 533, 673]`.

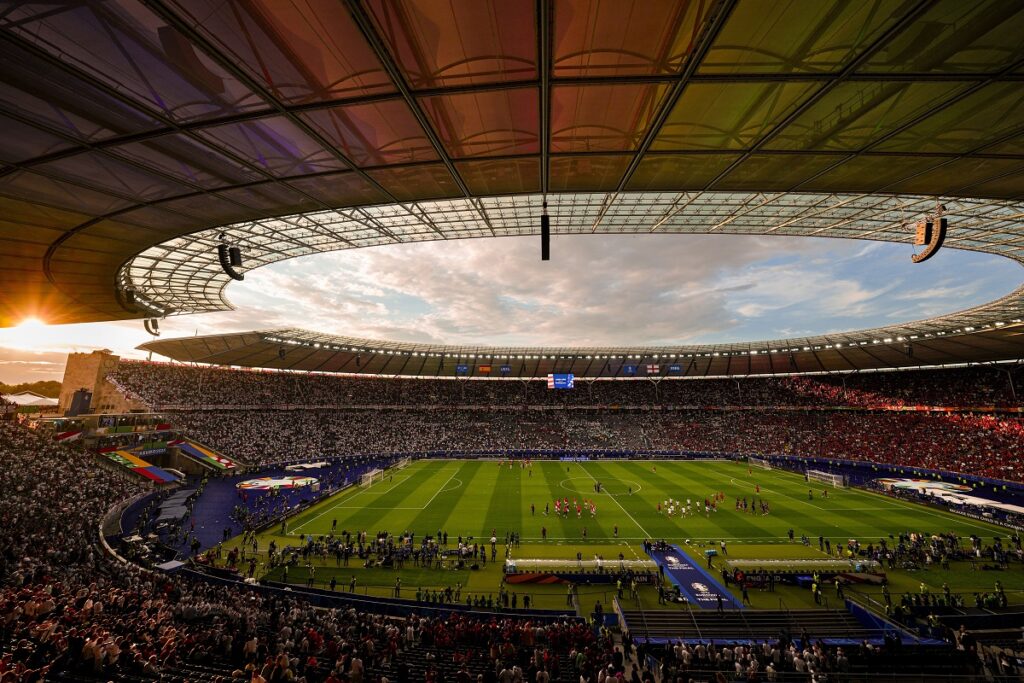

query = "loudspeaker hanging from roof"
[541, 202, 550, 261]
[217, 243, 245, 280]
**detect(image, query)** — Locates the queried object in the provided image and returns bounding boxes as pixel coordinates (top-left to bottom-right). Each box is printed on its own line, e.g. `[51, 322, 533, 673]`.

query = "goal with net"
[748, 456, 772, 470]
[395, 457, 411, 470]
[360, 469, 384, 487]
[806, 469, 845, 488]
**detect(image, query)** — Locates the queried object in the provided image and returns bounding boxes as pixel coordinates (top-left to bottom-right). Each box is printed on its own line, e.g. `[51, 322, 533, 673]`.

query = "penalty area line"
[419, 467, 462, 511]
[291, 473, 410, 533]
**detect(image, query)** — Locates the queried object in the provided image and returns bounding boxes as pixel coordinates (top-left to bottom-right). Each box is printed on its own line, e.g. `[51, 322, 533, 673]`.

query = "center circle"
[558, 477, 642, 497]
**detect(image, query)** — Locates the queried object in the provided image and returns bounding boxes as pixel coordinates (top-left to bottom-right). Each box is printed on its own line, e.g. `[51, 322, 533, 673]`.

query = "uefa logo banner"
[237, 476, 318, 491]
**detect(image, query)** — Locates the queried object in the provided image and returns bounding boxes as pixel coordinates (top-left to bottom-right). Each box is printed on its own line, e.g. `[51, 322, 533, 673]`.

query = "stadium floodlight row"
[139, 326, 1024, 378]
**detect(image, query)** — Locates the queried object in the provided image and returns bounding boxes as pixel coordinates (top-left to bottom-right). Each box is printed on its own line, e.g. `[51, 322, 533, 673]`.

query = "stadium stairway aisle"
[621, 608, 891, 644]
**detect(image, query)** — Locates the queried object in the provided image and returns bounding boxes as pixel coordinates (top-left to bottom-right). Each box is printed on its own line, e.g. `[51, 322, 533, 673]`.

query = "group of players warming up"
[544, 497, 598, 518]
[511, 459, 838, 537]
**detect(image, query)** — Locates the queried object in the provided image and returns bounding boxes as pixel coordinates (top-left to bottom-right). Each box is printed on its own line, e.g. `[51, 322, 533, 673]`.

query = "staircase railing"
[633, 593, 654, 644]
[737, 606, 757, 642]
[687, 601, 703, 641]
[845, 588, 927, 643]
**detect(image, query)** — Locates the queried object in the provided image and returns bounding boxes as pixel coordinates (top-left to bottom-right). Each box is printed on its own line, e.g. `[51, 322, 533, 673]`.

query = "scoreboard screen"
[547, 373, 574, 389]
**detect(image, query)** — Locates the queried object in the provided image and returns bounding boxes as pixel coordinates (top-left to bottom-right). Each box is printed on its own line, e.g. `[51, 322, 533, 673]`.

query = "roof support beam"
[614, 0, 739, 193]
[538, 0, 551, 196]
[342, 0, 472, 199]
[705, 0, 935, 192]
[141, 0, 398, 204]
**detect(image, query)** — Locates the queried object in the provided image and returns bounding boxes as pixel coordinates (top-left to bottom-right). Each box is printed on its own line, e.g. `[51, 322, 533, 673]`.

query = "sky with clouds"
[1, 233, 1020, 384]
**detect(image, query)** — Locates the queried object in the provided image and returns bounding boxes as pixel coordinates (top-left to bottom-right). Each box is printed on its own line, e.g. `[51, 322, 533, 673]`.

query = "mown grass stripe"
[408, 460, 477, 538]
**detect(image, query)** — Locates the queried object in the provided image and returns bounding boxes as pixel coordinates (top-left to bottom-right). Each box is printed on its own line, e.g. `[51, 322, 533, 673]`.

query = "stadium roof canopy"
[137, 324, 1024, 378]
[3, 0, 1024, 373]
[1, 391, 58, 407]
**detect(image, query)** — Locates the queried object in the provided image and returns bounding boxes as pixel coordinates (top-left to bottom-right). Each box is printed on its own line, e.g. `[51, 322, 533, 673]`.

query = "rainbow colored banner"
[102, 450, 179, 484]
[178, 441, 238, 470]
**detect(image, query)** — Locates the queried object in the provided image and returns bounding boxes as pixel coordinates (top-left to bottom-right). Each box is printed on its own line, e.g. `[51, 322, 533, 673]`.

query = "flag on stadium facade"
[478, 365, 491, 374]
[623, 365, 637, 375]
[668, 364, 682, 374]
[499, 365, 512, 374]
[646, 364, 660, 374]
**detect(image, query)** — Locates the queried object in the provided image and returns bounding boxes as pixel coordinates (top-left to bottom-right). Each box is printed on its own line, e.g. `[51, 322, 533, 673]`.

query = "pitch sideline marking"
[291, 470, 416, 532]
[725, 470, 899, 512]
[734, 465, 1001, 536]
[332, 478, 461, 511]
[298, 466, 463, 527]
[748, 462, 1004, 535]
[578, 463, 652, 537]
[858, 488, 1002, 535]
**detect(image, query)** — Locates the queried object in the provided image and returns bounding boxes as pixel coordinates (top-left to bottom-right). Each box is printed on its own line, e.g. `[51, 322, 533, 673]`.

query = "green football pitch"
[285, 458, 1004, 541]
[230, 459, 1022, 611]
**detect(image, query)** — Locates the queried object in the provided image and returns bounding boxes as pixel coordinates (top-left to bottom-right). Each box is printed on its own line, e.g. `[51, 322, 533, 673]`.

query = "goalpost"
[395, 457, 411, 470]
[806, 469, 845, 488]
[360, 469, 384, 487]
[748, 456, 772, 470]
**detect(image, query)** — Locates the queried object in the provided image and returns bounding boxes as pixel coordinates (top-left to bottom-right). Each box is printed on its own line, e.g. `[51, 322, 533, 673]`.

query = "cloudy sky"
[1, 233, 1020, 384]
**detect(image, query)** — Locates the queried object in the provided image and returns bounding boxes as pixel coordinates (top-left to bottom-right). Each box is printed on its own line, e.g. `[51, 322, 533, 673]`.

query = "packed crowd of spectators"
[0, 371, 1016, 680]
[0, 420, 631, 682]
[172, 407, 1024, 482]
[107, 360, 1024, 482]
[656, 638, 857, 681]
[0, 411, 978, 683]
[785, 369, 1022, 408]
[112, 362, 1023, 410]
[654, 411, 1024, 482]
[173, 410, 628, 465]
